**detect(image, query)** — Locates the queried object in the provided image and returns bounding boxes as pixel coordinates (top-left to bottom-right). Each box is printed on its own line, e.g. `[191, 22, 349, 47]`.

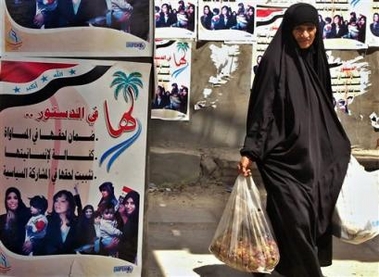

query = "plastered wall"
[149, 42, 379, 153]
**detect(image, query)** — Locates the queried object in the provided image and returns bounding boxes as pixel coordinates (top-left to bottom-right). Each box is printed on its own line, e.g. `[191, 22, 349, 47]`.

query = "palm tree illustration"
[101, 71, 143, 171]
[174, 41, 190, 66]
[111, 71, 143, 115]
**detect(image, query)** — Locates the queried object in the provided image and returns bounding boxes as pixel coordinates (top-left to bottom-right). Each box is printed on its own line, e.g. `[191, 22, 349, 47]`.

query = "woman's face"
[6, 192, 19, 211]
[54, 195, 69, 215]
[101, 189, 109, 198]
[292, 23, 317, 49]
[124, 197, 136, 215]
[162, 4, 168, 13]
[84, 208, 93, 219]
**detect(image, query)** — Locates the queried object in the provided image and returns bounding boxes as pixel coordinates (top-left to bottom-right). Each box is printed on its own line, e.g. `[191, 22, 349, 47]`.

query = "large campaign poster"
[2, 0, 152, 57]
[0, 58, 151, 276]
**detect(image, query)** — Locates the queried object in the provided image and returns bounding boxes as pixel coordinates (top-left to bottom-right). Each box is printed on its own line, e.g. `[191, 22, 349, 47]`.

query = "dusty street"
[145, 183, 379, 277]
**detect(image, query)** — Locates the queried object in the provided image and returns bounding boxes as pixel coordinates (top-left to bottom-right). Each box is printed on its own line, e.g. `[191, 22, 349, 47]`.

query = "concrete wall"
[149, 42, 379, 186]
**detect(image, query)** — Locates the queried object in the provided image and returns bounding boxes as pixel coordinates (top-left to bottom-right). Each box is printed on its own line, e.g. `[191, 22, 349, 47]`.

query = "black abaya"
[240, 4, 351, 277]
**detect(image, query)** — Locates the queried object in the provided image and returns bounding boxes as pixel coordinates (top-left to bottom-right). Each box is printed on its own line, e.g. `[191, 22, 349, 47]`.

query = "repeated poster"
[155, 0, 197, 39]
[2, 0, 152, 57]
[315, 0, 369, 50]
[152, 39, 191, 120]
[252, 1, 371, 82]
[0, 58, 151, 276]
[198, 0, 255, 41]
[366, 0, 379, 46]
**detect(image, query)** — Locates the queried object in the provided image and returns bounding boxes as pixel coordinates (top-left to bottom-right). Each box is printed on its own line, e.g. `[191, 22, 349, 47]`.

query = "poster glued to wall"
[198, 0, 255, 42]
[366, 0, 379, 47]
[154, 0, 197, 39]
[152, 39, 191, 121]
[0, 57, 151, 277]
[2, 0, 153, 57]
[315, 0, 369, 50]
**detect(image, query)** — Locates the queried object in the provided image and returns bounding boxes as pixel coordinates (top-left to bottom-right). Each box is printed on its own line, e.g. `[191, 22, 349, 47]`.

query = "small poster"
[2, 0, 153, 57]
[366, 0, 379, 47]
[198, 0, 255, 42]
[0, 58, 151, 276]
[154, 0, 197, 39]
[152, 39, 191, 121]
[315, 0, 369, 50]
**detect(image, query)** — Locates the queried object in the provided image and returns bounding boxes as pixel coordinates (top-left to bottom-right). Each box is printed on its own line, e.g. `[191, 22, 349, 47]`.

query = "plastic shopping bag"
[209, 174, 280, 273]
[332, 155, 379, 244]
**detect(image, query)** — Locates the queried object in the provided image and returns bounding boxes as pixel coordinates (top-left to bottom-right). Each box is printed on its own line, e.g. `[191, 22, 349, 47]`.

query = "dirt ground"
[148, 182, 230, 207]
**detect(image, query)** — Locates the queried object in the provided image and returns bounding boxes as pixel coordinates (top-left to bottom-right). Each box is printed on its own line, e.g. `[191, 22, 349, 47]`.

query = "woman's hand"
[238, 156, 253, 177]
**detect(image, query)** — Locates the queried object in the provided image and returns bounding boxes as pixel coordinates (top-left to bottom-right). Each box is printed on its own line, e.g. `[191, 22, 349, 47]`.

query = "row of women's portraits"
[0, 183, 140, 264]
[4, 0, 150, 40]
[155, 2, 254, 34]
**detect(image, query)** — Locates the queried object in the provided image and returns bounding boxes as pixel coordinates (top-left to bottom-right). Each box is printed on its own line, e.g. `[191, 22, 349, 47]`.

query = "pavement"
[145, 187, 379, 277]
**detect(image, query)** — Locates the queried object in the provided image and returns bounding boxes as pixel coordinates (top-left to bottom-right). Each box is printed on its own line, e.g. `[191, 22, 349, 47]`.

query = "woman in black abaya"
[238, 3, 351, 277]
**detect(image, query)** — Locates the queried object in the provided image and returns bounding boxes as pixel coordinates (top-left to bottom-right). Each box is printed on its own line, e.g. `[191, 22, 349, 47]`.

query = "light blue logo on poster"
[6, 28, 23, 50]
[0, 252, 11, 274]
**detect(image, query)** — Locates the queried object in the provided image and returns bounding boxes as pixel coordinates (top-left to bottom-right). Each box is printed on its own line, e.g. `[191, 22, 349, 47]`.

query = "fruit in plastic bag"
[209, 175, 280, 273]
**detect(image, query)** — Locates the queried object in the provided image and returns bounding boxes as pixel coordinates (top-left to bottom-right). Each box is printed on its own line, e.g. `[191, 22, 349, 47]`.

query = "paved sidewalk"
[145, 190, 379, 277]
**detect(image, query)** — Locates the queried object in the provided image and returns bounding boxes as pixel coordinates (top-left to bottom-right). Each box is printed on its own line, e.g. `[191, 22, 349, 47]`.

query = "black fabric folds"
[240, 3, 351, 277]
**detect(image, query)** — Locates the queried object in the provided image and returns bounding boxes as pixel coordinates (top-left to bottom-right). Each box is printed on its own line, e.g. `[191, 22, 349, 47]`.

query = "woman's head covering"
[4, 187, 27, 212]
[258, 3, 330, 97]
[98, 182, 114, 195]
[282, 3, 319, 32]
[122, 190, 140, 221]
[277, 3, 325, 52]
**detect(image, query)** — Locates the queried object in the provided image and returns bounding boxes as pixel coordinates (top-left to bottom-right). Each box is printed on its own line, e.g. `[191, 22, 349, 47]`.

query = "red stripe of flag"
[0, 61, 77, 83]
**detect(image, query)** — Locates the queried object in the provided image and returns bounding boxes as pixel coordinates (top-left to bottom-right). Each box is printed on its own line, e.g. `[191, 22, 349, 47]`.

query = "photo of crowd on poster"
[200, 1, 254, 33]
[4, 0, 150, 41]
[198, 0, 255, 41]
[318, 11, 366, 43]
[152, 83, 189, 115]
[154, 0, 196, 39]
[0, 183, 140, 264]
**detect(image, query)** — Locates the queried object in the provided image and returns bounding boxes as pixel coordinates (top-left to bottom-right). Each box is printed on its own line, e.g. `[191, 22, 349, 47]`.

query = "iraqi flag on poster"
[0, 60, 110, 97]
